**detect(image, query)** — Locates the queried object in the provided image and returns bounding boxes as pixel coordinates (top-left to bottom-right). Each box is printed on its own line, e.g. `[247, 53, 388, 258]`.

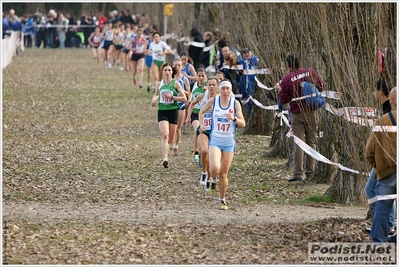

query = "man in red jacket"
[276, 53, 326, 182]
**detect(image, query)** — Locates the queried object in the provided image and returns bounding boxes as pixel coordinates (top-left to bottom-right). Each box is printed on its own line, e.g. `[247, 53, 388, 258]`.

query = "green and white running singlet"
[191, 81, 208, 114]
[149, 41, 170, 62]
[158, 79, 180, 110]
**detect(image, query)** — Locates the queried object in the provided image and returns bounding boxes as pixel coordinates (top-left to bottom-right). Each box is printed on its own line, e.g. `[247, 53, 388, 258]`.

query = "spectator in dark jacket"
[188, 27, 204, 71]
[45, 10, 57, 48]
[81, 11, 94, 48]
[34, 12, 46, 48]
[120, 9, 134, 25]
[200, 31, 213, 69]
[65, 12, 78, 47]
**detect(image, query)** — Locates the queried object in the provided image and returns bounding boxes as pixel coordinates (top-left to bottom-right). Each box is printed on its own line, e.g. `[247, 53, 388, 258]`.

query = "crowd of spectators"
[2, 8, 155, 49]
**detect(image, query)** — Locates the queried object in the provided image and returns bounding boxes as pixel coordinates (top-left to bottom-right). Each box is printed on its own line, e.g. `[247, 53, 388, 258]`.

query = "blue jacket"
[24, 17, 35, 34]
[12, 20, 22, 31]
[2, 17, 10, 38]
[239, 55, 259, 97]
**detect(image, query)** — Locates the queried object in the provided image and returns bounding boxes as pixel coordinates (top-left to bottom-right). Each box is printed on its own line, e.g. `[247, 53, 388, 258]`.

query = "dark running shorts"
[191, 112, 199, 122]
[102, 40, 114, 50]
[196, 126, 210, 138]
[158, 109, 179, 124]
[131, 53, 145, 61]
[115, 44, 124, 50]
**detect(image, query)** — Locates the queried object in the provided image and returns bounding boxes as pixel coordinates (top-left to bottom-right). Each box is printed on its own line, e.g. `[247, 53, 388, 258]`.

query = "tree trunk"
[242, 89, 276, 136]
[324, 119, 369, 205]
[325, 172, 367, 206]
[267, 115, 293, 165]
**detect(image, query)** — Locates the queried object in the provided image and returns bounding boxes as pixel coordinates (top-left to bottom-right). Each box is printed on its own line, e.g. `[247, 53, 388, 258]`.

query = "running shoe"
[147, 85, 151, 92]
[162, 160, 169, 168]
[204, 181, 210, 192]
[133, 78, 137, 85]
[198, 155, 202, 168]
[152, 86, 155, 93]
[139, 84, 143, 89]
[209, 181, 217, 195]
[173, 147, 179, 156]
[193, 154, 199, 163]
[216, 174, 220, 183]
[200, 173, 207, 186]
[220, 200, 228, 210]
[120, 67, 124, 71]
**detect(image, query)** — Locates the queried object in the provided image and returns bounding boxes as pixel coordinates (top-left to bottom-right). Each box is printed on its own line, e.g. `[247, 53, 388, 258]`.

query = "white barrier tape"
[320, 90, 341, 100]
[280, 111, 291, 127]
[236, 95, 278, 110]
[183, 41, 205, 48]
[240, 97, 250, 104]
[221, 65, 272, 75]
[242, 69, 271, 75]
[372, 126, 398, 132]
[290, 90, 341, 102]
[241, 94, 377, 128]
[222, 64, 244, 70]
[177, 37, 191, 42]
[280, 113, 360, 174]
[205, 65, 215, 73]
[249, 96, 279, 110]
[291, 92, 320, 102]
[277, 110, 290, 126]
[324, 103, 345, 116]
[325, 103, 377, 119]
[203, 45, 213, 52]
[162, 33, 173, 40]
[345, 107, 377, 117]
[344, 113, 374, 127]
[368, 194, 397, 204]
[255, 76, 275, 90]
[30, 24, 96, 29]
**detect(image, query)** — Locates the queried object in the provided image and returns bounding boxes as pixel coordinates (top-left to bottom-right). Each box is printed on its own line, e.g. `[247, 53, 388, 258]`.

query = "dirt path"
[3, 201, 367, 224]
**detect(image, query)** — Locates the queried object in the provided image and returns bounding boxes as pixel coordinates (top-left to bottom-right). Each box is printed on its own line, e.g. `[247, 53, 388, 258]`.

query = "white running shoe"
[199, 173, 207, 186]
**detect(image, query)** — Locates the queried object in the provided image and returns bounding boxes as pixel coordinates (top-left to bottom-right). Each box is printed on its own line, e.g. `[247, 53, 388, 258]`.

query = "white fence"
[1, 31, 23, 69]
